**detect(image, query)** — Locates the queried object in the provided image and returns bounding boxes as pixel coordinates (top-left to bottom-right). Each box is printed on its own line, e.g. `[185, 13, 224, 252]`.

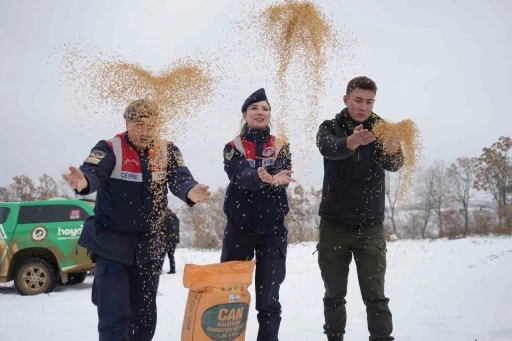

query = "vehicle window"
[18, 205, 89, 224]
[0, 207, 10, 224]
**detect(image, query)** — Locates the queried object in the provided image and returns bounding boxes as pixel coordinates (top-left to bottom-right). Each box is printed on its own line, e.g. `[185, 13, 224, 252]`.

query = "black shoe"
[327, 335, 343, 341]
[167, 269, 176, 274]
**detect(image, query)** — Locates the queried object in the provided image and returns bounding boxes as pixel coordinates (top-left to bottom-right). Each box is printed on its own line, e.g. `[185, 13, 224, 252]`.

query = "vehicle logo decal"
[30, 226, 48, 243]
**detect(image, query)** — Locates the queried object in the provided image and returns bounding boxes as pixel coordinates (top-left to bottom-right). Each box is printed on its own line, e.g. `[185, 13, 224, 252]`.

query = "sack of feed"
[181, 260, 256, 341]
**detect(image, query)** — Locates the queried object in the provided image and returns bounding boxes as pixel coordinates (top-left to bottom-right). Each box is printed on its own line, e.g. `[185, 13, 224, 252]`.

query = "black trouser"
[159, 241, 177, 271]
[92, 256, 160, 341]
[317, 218, 394, 341]
[220, 225, 287, 341]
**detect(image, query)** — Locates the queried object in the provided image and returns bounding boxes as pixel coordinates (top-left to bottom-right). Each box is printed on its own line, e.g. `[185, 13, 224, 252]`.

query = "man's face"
[343, 88, 376, 123]
[126, 116, 158, 151]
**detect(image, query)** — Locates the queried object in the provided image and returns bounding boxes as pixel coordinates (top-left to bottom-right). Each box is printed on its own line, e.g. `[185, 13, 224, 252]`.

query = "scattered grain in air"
[372, 118, 423, 203]
[244, 0, 345, 176]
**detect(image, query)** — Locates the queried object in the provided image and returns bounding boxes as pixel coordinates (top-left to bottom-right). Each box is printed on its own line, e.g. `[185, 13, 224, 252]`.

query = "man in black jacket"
[315, 76, 404, 341]
[159, 207, 180, 274]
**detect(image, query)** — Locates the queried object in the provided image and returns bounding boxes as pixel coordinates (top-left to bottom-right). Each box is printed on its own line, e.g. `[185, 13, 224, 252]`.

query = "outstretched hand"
[62, 166, 88, 192]
[272, 170, 296, 186]
[258, 167, 274, 184]
[385, 136, 401, 155]
[347, 124, 376, 150]
[187, 184, 211, 203]
[258, 167, 296, 186]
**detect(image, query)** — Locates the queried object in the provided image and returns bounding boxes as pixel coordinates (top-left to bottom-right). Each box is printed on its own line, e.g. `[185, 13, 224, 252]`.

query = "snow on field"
[1, 236, 512, 341]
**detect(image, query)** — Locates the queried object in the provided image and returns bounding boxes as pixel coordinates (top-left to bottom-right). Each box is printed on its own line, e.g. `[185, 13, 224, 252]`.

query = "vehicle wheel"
[66, 272, 87, 285]
[14, 258, 58, 296]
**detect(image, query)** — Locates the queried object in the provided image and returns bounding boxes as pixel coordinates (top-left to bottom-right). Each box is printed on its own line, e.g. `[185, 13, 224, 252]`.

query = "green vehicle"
[0, 198, 95, 295]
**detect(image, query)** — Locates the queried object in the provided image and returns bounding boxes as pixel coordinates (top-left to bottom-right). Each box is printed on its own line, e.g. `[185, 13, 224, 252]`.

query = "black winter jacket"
[316, 108, 404, 225]
[163, 210, 180, 243]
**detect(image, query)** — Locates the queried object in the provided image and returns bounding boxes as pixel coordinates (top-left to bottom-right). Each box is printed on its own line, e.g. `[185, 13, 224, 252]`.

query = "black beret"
[123, 99, 159, 120]
[241, 88, 270, 113]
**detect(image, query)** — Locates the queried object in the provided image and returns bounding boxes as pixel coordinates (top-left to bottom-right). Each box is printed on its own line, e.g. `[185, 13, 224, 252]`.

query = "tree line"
[0, 174, 75, 202]
[1, 136, 510, 248]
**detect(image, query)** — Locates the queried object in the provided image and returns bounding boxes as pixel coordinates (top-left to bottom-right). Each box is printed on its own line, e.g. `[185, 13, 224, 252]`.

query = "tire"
[66, 272, 87, 285]
[14, 258, 58, 296]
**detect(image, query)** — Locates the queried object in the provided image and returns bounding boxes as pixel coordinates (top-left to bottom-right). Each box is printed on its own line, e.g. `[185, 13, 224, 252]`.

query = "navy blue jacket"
[223, 126, 292, 235]
[77, 132, 197, 265]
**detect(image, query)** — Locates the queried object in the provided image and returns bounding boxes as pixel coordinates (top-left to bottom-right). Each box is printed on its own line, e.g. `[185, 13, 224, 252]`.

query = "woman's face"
[243, 101, 271, 130]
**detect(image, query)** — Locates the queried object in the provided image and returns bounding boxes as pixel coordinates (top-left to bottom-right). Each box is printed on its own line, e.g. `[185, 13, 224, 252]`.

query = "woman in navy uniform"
[221, 88, 295, 341]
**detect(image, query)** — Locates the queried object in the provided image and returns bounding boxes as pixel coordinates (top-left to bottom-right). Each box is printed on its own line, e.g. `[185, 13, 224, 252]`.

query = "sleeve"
[167, 142, 199, 206]
[76, 140, 115, 195]
[223, 143, 270, 191]
[381, 147, 405, 172]
[316, 120, 355, 160]
[267, 142, 292, 189]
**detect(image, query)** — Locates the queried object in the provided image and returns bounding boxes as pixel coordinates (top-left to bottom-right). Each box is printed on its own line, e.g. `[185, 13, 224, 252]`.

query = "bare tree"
[286, 184, 317, 243]
[431, 161, 449, 236]
[179, 186, 227, 249]
[401, 212, 423, 239]
[447, 157, 478, 236]
[415, 165, 436, 239]
[10, 175, 36, 201]
[0, 187, 12, 202]
[474, 136, 512, 228]
[385, 171, 402, 237]
[36, 174, 60, 200]
[472, 208, 497, 235]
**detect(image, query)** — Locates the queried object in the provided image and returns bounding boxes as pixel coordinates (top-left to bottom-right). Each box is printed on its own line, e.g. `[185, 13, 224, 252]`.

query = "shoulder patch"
[84, 149, 106, 165]
[224, 145, 235, 160]
[172, 148, 185, 167]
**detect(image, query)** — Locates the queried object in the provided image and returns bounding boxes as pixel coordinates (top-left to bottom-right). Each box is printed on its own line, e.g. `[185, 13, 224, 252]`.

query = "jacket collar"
[241, 124, 270, 143]
[335, 107, 382, 132]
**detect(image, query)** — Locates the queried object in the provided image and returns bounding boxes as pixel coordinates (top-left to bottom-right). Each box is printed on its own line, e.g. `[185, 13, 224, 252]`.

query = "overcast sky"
[1, 0, 511, 198]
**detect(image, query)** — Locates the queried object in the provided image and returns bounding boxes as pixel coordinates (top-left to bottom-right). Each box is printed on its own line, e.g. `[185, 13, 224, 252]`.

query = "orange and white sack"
[181, 260, 256, 341]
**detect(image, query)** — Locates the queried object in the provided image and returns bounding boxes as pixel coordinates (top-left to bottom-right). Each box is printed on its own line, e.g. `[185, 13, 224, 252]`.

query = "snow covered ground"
[1, 236, 512, 341]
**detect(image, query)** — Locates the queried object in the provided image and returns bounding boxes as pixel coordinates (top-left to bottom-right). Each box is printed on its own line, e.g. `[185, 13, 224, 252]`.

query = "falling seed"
[372, 118, 423, 203]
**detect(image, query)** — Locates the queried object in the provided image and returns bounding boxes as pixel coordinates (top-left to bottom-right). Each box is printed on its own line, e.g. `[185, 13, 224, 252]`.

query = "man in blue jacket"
[63, 99, 210, 341]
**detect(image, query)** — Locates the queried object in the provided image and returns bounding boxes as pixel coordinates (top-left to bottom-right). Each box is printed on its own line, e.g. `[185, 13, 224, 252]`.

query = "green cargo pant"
[317, 217, 393, 341]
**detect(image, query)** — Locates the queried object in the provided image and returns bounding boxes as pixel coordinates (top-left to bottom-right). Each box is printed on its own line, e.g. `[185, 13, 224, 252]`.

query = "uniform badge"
[224, 146, 235, 160]
[172, 149, 185, 167]
[84, 149, 106, 165]
[262, 146, 275, 158]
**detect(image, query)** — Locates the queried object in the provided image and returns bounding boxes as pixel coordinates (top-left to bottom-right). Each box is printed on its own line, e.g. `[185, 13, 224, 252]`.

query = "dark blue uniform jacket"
[76, 132, 197, 265]
[223, 126, 292, 236]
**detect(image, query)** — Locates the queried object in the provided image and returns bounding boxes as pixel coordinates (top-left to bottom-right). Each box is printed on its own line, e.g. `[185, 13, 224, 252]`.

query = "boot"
[327, 334, 343, 341]
[167, 268, 175, 274]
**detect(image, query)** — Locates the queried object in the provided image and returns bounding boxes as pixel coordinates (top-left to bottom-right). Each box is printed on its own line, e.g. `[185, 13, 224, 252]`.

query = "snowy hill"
[1, 236, 511, 341]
